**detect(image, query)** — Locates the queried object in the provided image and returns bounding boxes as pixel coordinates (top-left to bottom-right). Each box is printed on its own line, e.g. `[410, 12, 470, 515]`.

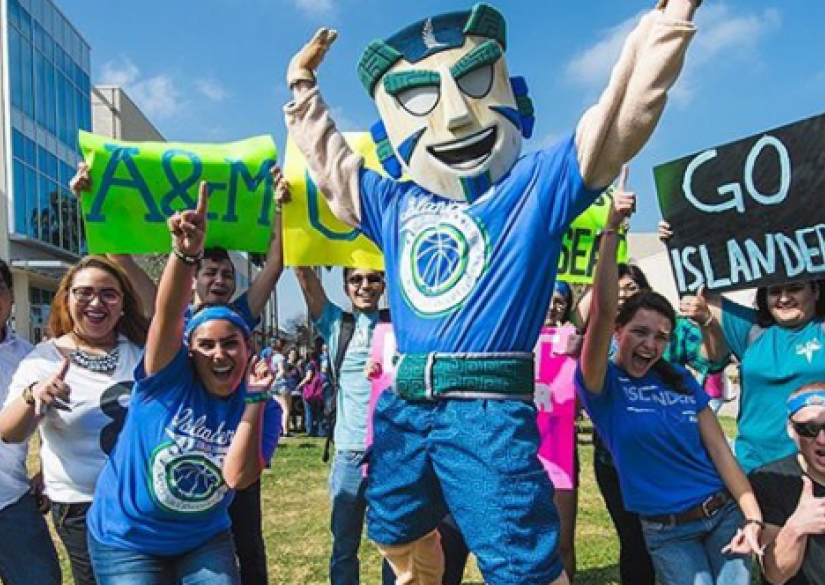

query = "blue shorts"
[366, 391, 564, 585]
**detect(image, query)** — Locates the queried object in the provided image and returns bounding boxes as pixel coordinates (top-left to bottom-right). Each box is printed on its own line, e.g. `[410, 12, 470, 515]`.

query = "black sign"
[655, 111, 825, 294]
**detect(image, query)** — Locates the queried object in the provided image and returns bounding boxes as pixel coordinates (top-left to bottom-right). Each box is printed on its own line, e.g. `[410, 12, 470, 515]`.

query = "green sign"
[557, 187, 629, 284]
[78, 131, 278, 254]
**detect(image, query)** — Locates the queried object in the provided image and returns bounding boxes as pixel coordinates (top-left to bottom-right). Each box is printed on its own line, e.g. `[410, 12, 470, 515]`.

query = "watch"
[21, 383, 36, 406]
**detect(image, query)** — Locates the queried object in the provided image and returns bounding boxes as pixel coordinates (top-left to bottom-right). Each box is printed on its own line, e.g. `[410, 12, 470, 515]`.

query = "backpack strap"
[323, 311, 356, 462]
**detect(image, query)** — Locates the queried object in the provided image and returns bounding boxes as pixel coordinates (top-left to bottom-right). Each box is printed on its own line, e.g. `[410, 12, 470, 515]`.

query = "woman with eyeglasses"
[0, 255, 149, 585]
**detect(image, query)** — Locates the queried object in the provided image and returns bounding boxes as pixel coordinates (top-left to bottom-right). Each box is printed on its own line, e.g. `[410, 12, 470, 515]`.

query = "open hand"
[287, 28, 339, 88]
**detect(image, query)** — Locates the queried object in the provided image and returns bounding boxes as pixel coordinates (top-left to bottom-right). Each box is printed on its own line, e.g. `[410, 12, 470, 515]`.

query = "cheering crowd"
[1, 0, 825, 583]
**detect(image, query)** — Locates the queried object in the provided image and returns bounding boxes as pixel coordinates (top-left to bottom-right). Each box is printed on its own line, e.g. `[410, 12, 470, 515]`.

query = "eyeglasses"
[347, 274, 384, 287]
[791, 420, 825, 439]
[71, 286, 123, 305]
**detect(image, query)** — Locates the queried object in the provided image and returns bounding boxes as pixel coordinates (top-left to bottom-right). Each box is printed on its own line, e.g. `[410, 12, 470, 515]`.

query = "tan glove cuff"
[287, 66, 316, 89]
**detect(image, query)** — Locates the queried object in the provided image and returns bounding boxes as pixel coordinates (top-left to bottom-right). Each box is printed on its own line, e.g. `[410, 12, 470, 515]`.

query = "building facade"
[1, 0, 92, 341]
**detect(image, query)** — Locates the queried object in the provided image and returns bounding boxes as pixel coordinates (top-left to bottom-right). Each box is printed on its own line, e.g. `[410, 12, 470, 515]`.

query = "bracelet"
[245, 392, 270, 405]
[21, 383, 36, 407]
[597, 228, 621, 237]
[742, 518, 765, 529]
[699, 313, 715, 328]
[172, 247, 204, 265]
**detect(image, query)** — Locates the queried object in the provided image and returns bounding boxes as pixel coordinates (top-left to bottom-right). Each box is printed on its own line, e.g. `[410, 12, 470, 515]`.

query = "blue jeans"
[0, 493, 61, 585]
[329, 450, 368, 585]
[641, 500, 752, 585]
[88, 530, 240, 584]
[303, 396, 324, 437]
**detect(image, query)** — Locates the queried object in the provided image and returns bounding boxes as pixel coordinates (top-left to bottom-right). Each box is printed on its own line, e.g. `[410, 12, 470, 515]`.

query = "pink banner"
[366, 323, 396, 452]
[535, 325, 578, 490]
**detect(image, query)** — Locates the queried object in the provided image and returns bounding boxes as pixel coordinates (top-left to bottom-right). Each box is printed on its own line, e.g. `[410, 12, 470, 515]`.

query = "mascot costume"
[285, 1, 700, 583]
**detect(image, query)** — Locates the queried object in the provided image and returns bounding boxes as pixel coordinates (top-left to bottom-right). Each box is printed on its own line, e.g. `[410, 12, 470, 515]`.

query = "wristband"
[742, 518, 765, 529]
[21, 383, 36, 407]
[245, 392, 270, 405]
[597, 228, 620, 237]
[172, 247, 204, 265]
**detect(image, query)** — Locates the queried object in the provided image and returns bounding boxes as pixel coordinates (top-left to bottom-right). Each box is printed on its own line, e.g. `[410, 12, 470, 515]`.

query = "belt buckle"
[702, 494, 722, 518]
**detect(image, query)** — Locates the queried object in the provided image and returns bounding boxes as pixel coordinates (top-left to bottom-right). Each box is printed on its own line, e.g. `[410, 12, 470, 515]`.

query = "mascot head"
[358, 3, 534, 202]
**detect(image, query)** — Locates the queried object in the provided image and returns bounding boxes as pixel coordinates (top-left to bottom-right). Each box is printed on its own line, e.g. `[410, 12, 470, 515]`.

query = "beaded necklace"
[69, 332, 120, 373]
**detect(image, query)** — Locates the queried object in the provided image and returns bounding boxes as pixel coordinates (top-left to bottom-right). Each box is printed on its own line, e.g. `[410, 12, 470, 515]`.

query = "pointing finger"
[54, 357, 70, 381]
[617, 164, 630, 192]
[196, 181, 210, 217]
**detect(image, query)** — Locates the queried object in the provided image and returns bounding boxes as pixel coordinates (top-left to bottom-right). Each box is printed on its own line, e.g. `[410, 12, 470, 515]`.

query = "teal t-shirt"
[722, 298, 825, 472]
[314, 302, 379, 452]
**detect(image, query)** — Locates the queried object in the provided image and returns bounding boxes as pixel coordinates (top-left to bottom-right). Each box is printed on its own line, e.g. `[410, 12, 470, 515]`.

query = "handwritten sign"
[558, 186, 628, 284]
[655, 112, 825, 293]
[79, 131, 277, 254]
[535, 325, 578, 490]
[283, 133, 384, 270]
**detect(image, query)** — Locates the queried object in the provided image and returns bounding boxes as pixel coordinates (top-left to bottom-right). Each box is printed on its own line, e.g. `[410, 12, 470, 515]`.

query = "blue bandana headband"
[554, 281, 571, 298]
[185, 306, 251, 343]
[787, 390, 825, 416]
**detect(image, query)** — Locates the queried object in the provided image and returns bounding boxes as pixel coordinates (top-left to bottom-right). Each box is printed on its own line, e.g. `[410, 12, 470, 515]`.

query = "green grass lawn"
[46, 416, 741, 584]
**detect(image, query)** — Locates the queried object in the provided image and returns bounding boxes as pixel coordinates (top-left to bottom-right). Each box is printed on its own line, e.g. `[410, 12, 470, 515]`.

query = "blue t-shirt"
[576, 361, 724, 516]
[722, 298, 825, 473]
[88, 347, 280, 556]
[358, 135, 600, 354]
[314, 301, 379, 451]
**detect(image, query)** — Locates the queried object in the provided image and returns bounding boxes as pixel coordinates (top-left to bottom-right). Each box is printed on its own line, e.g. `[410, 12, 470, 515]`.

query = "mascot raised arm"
[285, 2, 700, 583]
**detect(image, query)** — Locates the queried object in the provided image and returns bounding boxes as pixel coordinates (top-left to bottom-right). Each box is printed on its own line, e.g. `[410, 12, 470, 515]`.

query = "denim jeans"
[52, 500, 97, 585]
[0, 493, 61, 585]
[229, 479, 268, 585]
[641, 500, 752, 585]
[329, 450, 368, 585]
[88, 529, 241, 584]
[303, 397, 324, 437]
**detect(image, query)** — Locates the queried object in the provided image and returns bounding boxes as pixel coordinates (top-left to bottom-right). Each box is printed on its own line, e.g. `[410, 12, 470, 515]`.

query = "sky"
[56, 0, 825, 325]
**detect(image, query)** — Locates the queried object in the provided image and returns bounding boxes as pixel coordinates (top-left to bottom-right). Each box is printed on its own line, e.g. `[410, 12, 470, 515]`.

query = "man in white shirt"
[0, 258, 61, 584]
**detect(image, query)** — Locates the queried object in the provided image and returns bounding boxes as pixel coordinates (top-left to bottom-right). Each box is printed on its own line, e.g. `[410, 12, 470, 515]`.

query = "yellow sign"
[282, 133, 384, 270]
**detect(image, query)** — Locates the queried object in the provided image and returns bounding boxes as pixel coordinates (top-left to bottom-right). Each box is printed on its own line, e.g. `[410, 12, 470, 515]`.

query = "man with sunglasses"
[294, 265, 386, 585]
[749, 383, 825, 585]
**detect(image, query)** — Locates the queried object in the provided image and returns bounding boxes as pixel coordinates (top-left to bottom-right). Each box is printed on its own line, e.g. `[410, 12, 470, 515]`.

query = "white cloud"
[564, 5, 781, 106]
[100, 57, 140, 87]
[329, 105, 360, 132]
[98, 56, 186, 120]
[290, 0, 336, 18]
[564, 13, 641, 89]
[195, 78, 230, 102]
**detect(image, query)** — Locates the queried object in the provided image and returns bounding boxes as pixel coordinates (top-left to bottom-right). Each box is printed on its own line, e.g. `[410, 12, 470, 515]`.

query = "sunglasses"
[791, 420, 825, 439]
[71, 286, 123, 305]
[347, 274, 384, 287]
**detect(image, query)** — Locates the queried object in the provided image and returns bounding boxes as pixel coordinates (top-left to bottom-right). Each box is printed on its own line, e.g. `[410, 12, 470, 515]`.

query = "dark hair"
[616, 291, 690, 395]
[552, 283, 574, 325]
[197, 248, 235, 275]
[48, 255, 149, 347]
[755, 279, 825, 328]
[0, 259, 12, 290]
[618, 263, 651, 291]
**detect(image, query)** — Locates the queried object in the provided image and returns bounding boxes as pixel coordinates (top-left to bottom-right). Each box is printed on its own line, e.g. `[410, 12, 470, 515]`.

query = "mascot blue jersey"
[359, 134, 600, 354]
